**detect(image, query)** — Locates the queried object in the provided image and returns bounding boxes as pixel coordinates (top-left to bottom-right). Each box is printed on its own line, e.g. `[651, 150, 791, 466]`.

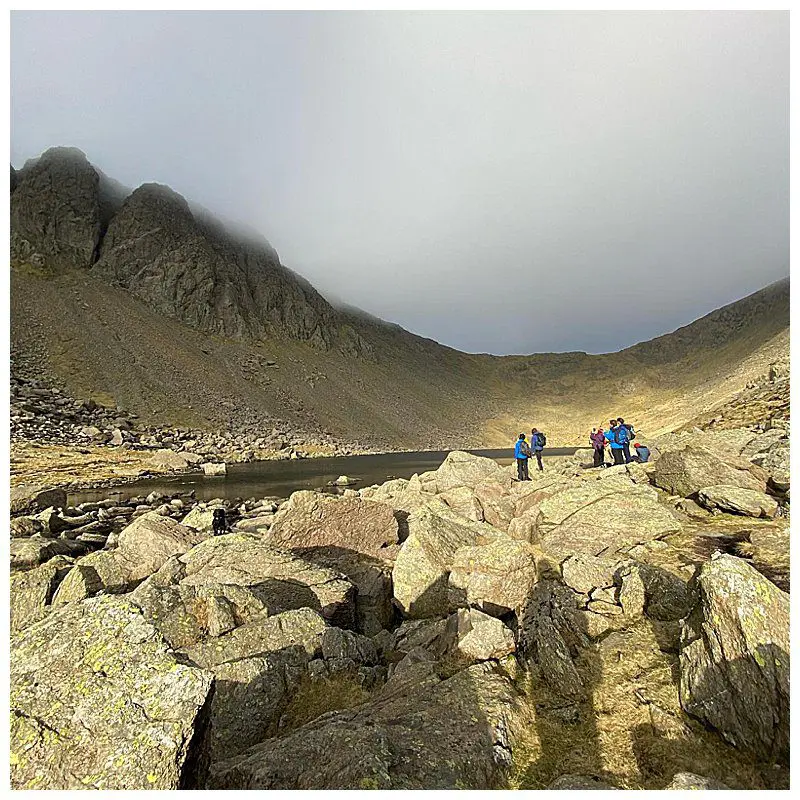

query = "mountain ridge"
[10, 146, 790, 448]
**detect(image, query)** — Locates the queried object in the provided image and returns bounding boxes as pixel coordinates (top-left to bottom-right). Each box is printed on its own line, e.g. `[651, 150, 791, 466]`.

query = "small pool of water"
[67, 447, 577, 505]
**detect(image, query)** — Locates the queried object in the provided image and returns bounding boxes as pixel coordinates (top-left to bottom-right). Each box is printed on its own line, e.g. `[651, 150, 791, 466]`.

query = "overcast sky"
[11, 11, 788, 355]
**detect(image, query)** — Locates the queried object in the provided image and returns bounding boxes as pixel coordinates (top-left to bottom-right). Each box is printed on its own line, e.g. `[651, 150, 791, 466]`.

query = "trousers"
[516, 457, 530, 481]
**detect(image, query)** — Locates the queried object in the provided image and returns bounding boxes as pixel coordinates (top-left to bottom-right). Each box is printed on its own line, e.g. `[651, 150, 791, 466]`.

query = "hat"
[634, 442, 640, 447]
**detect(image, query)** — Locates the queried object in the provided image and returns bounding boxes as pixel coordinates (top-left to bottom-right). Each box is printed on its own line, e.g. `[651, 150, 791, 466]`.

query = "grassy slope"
[10, 265, 788, 449]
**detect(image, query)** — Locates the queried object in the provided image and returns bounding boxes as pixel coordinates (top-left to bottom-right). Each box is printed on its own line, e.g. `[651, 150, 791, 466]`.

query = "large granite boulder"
[539, 487, 682, 561]
[697, 485, 779, 518]
[448, 538, 537, 616]
[679, 554, 789, 764]
[115, 512, 209, 583]
[173, 533, 357, 627]
[652, 445, 766, 498]
[267, 491, 399, 557]
[433, 450, 506, 493]
[439, 486, 484, 522]
[392, 506, 504, 619]
[10, 595, 213, 789]
[207, 659, 521, 789]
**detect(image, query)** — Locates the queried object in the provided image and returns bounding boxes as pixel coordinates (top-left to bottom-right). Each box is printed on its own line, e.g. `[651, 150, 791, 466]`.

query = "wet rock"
[202, 462, 227, 476]
[679, 553, 789, 763]
[10, 594, 213, 789]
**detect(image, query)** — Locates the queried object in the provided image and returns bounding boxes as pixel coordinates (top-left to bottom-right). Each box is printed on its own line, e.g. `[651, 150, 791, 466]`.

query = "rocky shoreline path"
[9, 427, 790, 789]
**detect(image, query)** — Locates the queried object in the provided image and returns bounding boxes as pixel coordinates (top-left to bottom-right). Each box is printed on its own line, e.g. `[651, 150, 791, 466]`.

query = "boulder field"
[9, 430, 790, 789]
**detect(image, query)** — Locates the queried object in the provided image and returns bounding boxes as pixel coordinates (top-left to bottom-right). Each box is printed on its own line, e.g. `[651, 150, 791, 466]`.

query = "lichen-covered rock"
[207, 659, 521, 789]
[322, 627, 379, 665]
[448, 538, 537, 616]
[10, 555, 73, 631]
[451, 608, 516, 662]
[679, 553, 789, 763]
[696, 485, 779, 518]
[115, 512, 209, 583]
[130, 574, 269, 649]
[560, 554, 619, 595]
[147, 448, 191, 471]
[439, 486, 484, 522]
[540, 488, 682, 561]
[267, 492, 399, 558]
[433, 450, 507, 493]
[10, 595, 213, 789]
[184, 607, 326, 669]
[10, 537, 81, 572]
[652, 445, 766, 498]
[518, 580, 588, 701]
[176, 533, 356, 627]
[665, 772, 730, 790]
[392, 506, 504, 618]
[180, 503, 225, 535]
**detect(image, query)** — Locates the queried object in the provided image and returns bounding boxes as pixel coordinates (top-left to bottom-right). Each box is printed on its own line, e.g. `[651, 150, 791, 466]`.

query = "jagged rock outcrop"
[10, 595, 213, 790]
[696, 485, 779, 518]
[92, 182, 344, 347]
[207, 659, 521, 789]
[679, 554, 789, 764]
[10, 147, 103, 270]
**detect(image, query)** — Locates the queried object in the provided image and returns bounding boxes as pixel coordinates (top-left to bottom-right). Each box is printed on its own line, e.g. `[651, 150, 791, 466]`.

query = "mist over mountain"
[10, 147, 789, 449]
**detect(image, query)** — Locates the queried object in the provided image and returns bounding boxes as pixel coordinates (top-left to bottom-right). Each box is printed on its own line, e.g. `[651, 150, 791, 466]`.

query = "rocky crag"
[11, 146, 789, 451]
[10, 430, 789, 789]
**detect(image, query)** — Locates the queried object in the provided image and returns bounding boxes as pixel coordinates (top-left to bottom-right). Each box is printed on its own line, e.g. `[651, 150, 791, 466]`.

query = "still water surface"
[68, 448, 577, 505]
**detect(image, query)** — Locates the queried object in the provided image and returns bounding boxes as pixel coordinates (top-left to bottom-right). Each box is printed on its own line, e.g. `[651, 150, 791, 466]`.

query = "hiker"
[605, 419, 625, 465]
[589, 426, 607, 468]
[514, 433, 531, 481]
[615, 417, 633, 463]
[633, 442, 650, 463]
[530, 427, 546, 471]
[616, 417, 635, 463]
[212, 507, 228, 536]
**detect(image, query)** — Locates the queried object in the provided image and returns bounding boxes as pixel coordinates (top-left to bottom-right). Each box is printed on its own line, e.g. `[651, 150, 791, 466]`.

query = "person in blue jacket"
[605, 420, 625, 465]
[616, 417, 634, 463]
[514, 433, 531, 481]
[633, 442, 650, 463]
[530, 427, 546, 471]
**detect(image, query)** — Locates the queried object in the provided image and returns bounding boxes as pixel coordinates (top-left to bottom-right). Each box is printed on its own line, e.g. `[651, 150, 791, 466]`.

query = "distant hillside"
[10, 147, 790, 449]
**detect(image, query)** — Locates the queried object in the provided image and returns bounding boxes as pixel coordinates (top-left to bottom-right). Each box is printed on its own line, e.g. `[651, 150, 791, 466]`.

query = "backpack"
[536, 432, 546, 448]
[616, 425, 630, 445]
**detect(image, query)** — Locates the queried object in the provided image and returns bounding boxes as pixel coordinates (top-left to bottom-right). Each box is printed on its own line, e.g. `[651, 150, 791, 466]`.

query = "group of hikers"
[590, 417, 650, 467]
[513, 428, 547, 481]
[513, 417, 650, 481]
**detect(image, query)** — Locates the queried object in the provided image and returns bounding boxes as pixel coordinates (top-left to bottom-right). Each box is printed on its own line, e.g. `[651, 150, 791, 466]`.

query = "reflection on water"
[68, 448, 577, 505]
